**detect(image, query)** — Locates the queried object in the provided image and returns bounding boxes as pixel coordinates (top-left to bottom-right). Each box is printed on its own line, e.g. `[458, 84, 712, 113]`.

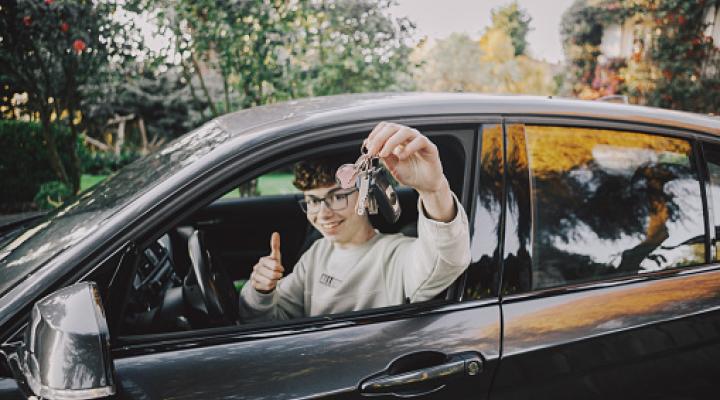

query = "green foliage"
[559, 0, 612, 95]
[639, 0, 720, 112]
[296, 0, 416, 96]
[82, 67, 208, 142]
[33, 180, 72, 210]
[0, 0, 143, 189]
[78, 146, 140, 175]
[0, 120, 80, 211]
[490, 1, 532, 56]
[560, 0, 720, 113]
[137, 0, 415, 114]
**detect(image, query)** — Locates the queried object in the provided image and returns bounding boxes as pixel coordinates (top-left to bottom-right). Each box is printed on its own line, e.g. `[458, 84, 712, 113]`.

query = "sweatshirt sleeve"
[239, 255, 308, 321]
[389, 191, 471, 303]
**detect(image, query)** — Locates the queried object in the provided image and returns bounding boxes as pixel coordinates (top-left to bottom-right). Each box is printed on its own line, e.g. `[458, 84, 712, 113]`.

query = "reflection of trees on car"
[499, 125, 705, 290]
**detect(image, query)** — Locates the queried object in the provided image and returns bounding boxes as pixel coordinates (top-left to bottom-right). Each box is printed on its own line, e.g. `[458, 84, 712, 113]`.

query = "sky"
[389, 0, 577, 64]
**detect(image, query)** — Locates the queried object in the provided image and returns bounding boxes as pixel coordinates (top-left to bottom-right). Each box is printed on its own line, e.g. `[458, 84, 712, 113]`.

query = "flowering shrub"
[561, 0, 720, 113]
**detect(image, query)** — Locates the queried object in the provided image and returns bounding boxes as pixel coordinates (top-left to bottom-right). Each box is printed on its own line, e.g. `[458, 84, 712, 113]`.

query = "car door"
[490, 121, 720, 400]
[107, 121, 503, 399]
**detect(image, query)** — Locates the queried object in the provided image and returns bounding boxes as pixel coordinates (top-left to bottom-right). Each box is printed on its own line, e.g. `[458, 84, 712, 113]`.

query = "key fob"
[368, 167, 401, 223]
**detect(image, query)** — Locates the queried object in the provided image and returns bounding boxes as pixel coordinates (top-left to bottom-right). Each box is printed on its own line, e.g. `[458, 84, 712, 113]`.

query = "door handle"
[360, 351, 483, 398]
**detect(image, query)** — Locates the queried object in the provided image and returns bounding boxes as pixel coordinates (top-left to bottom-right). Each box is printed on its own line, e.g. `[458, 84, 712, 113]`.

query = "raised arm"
[365, 122, 470, 302]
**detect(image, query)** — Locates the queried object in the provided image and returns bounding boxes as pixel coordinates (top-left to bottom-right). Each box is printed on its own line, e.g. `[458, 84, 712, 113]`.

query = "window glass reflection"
[526, 126, 705, 289]
[465, 125, 503, 300]
[702, 144, 720, 261]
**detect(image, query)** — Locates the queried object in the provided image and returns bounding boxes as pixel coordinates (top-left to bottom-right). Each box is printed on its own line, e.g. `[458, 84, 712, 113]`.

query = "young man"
[239, 122, 470, 320]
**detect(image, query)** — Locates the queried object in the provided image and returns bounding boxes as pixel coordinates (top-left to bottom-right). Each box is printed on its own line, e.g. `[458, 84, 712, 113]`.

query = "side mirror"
[3, 282, 115, 399]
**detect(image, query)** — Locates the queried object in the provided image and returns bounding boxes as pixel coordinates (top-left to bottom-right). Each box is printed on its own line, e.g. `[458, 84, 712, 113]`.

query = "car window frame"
[697, 138, 720, 262]
[105, 118, 490, 347]
[500, 116, 716, 301]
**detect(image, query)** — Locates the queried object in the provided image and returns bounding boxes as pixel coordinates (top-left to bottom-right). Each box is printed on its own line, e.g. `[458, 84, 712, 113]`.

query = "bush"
[0, 120, 80, 211]
[78, 147, 140, 175]
[33, 181, 72, 210]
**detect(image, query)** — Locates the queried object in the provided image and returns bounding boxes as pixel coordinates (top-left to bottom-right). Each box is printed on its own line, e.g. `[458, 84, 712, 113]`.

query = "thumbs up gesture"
[250, 232, 285, 294]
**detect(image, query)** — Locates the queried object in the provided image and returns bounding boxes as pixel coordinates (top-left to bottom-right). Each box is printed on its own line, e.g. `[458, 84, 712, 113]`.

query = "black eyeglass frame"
[297, 187, 359, 214]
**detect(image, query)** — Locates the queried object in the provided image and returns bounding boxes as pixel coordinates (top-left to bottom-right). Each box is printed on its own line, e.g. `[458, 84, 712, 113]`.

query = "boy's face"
[303, 185, 370, 244]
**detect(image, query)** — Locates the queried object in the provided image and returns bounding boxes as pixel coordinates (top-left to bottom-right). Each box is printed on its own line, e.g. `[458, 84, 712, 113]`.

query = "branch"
[191, 53, 218, 117]
[84, 135, 111, 152]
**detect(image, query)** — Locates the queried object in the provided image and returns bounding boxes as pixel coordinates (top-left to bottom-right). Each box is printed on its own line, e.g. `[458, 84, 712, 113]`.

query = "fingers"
[251, 255, 284, 293]
[270, 231, 281, 261]
[379, 127, 415, 158]
[399, 135, 437, 160]
[366, 121, 389, 148]
[366, 122, 402, 156]
[255, 256, 285, 277]
[366, 122, 428, 160]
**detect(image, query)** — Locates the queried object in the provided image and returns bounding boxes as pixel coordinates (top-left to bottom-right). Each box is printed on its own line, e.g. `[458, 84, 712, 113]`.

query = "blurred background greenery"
[1, 0, 718, 212]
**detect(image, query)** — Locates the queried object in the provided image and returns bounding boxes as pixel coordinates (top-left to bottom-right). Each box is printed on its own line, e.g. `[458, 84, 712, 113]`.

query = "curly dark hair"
[292, 156, 350, 191]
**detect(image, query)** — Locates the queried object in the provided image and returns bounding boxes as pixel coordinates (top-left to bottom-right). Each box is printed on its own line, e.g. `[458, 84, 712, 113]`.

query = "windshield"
[0, 121, 229, 297]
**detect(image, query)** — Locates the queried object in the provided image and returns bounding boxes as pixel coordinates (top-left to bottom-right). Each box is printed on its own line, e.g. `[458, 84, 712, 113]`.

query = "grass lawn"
[80, 174, 108, 191]
[220, 173, 297, 199]
[257, 173, 297, 195]
[81, 173, 296, 197]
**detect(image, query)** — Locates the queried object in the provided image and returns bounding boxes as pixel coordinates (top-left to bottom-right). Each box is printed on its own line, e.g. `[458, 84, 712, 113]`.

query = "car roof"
[213, 92, 720, 138]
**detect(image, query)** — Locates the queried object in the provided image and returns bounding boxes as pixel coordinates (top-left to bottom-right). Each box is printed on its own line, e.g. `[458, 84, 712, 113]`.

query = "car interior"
[111, 132, 470, 336]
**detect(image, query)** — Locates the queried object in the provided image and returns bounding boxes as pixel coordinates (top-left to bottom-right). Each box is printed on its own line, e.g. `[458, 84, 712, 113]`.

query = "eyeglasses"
[298, 188, 358, 214]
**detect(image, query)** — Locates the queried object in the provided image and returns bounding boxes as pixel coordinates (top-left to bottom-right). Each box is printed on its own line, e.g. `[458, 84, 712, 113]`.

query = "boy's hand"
[250, 232, 284, 294]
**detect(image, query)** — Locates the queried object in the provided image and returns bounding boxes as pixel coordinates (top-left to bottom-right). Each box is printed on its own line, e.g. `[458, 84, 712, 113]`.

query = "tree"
[139, 0, 415, 115]
[560, 0, 720, 113]
[0, 0, 141, 191]
[82, 64, 208, 145]
[411, 33, 488, 92]
[296, 0, 416, 96]
[412, 30, 557, 95]
[489, 1, 532, 57]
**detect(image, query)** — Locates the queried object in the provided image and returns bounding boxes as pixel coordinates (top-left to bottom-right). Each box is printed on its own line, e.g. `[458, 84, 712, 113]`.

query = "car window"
[702, 142, 720, 261]
[219, 168, 299, 199]
[523, 125, 706, 290]
[115, 131, 472, 336]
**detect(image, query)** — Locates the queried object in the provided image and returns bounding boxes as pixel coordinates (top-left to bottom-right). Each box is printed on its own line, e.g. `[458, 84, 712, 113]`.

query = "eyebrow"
[305, 188, 353, 200]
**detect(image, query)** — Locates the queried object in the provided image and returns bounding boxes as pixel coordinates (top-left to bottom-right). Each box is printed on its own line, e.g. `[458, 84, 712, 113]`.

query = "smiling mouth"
[320, 221, 343, 230]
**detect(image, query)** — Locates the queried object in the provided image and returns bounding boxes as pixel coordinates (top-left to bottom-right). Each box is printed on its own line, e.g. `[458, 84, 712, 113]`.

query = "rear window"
[524, 126, 705, 289]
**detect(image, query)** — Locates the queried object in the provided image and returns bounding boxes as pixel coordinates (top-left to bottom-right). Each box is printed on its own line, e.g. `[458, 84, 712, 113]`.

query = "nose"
[317, 199, 334, 216]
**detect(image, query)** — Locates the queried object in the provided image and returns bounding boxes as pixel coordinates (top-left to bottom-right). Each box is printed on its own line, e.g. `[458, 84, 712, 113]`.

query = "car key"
[366, 190, 379, 215]
[336, 140, 372, 190]
[367, 163, 401, 223]
[356, 169, 370, 215]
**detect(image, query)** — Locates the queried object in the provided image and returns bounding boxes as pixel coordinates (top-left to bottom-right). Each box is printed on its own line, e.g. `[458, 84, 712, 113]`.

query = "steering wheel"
[186, 230, 240, 325]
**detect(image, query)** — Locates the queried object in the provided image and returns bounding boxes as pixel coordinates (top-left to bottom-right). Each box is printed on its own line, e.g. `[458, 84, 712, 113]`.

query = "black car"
[1, 93, 720, 399]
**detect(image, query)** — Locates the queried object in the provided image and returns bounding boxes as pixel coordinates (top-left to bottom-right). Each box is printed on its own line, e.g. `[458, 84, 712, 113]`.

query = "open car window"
[112, 129, 473, 337]
[218, 168, 299, 200]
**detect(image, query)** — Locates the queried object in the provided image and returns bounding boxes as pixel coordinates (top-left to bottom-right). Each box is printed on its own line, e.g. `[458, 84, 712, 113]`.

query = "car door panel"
[0, 378, 23, 400]
[113, 304, 500, 399]
[493, 269, 720, 399]
[492, 122, 720, 399]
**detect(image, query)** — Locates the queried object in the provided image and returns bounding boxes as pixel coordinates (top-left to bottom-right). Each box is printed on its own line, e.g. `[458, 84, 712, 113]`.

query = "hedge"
[0, 120, 80, 211]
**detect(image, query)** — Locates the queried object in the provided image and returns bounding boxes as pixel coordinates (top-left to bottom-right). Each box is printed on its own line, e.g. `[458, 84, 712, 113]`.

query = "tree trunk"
[222, 68, 231, 113]
[115, 119, 125, 156]
[138, 118, 148, 155]
[66, 105, 81, 193]
[191, 53, 218, 117]
[40, 108, 70, 187]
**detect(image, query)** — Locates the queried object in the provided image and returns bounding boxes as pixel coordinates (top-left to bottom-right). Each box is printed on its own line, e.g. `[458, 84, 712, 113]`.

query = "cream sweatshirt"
[239, 195, 471, 320]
